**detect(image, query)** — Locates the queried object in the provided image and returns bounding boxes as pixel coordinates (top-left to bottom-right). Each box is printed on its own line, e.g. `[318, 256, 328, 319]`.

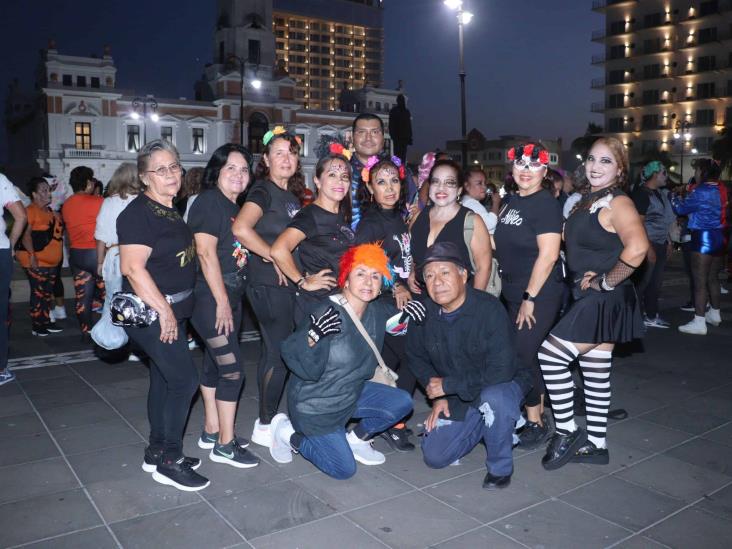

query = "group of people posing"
[6, 111, 727, 495]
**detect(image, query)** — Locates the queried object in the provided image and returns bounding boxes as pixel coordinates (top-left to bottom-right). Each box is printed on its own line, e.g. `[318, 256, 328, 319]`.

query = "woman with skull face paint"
[407, 159, 492, 295]
[493, 142, 564, 450]
[355, 156, 416, 451]
[539, 137, 648, 470]
[270, 146, 356, 324]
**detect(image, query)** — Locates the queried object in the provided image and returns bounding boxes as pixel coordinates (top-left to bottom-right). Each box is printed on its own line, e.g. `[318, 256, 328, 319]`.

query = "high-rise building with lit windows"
[591, 0, 732, 176]
[272, 0, 384, 111]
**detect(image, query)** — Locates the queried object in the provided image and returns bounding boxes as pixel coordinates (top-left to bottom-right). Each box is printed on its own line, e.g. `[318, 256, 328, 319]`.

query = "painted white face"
[428, 165, 460, 206]
[585, 142, 621, 189]
[513, 155, 546, 173]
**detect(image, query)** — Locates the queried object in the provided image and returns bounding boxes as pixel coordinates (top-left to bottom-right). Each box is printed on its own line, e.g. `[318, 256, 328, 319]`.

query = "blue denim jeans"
[296, 381, 413, 479]
[421, 381, 523, 477]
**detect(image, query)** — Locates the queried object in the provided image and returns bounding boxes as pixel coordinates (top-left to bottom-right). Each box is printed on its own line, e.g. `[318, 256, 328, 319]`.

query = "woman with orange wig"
[267, 243, 425, 479]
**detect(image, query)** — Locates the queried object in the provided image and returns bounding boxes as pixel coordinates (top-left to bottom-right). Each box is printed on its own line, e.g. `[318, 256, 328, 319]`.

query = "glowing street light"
[444, 0, 473, 170]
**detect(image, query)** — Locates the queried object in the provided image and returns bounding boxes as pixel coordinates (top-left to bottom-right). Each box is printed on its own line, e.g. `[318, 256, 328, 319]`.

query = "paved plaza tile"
[0, 269, 730, 548]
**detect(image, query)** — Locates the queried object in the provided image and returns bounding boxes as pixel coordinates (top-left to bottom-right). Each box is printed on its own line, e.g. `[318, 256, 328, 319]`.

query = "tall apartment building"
[272, 0, 384, 111]
[591, 0, 732, 175]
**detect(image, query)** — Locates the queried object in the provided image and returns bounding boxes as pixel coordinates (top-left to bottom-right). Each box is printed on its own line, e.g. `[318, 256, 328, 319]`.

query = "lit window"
[74, 122, 91, 150]
[161, 126, 173, 143]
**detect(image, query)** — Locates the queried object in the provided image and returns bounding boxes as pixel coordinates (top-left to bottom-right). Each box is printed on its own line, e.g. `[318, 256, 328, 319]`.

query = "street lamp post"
[130, 97, 159, 146]
[444, 0, 473, 170]
[229, 55, 245, 146]
[673, 120, 692, 184]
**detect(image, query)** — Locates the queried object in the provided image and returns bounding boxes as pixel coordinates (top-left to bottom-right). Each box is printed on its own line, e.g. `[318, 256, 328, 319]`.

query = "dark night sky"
[0, 0, 602, 163]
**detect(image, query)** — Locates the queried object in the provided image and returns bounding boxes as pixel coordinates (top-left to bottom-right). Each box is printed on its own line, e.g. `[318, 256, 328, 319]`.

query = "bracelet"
[296, 277, 306, 289]
[600, 274, 615, 292]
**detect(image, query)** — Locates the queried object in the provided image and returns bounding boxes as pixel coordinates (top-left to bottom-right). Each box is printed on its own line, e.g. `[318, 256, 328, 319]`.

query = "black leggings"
[69, 248, 101, 333]
[506, 291, 563, 408]
[691, 251, 723, 316]
[638, 241, 668, 318]
[246, 285, 295, 424]
[190, 287, 244, 402]
[125, 315, 199, 461]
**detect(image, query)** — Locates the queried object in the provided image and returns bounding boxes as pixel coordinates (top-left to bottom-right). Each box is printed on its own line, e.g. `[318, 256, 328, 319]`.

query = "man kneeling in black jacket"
[407, 242, 531, 489]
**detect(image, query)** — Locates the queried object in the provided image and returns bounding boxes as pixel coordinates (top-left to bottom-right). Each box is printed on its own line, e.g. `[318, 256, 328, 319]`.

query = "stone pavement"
[1, 258, 732, 548]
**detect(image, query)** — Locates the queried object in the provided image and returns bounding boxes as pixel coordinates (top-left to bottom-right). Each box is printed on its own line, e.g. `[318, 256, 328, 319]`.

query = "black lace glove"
[308, 306, 342, 343]
[589, 258, 638, 292]
[399, 300, 427, 325]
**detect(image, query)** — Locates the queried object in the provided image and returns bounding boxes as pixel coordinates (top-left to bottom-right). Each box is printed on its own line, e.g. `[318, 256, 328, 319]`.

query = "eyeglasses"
[430, 178, 459, 188]
[147, 163, 182, 177]
[513, 158, 546, 173]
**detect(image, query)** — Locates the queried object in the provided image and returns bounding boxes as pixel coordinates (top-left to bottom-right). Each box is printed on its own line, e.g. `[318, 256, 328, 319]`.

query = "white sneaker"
[251, 418, 273, 448]
[705, 308, 722, 326]
[678, 316, 707, 335]
[269, 413, 294, 464]
[721, 286, 729, 295]
[346, 430, 385, 465]
[53, 306, 67, 320]
[128, 353, 141, 362]
[644, 315, 670, 329]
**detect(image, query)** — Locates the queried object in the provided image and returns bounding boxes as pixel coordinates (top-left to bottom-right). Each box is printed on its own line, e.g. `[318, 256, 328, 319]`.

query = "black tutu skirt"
[551, 282, 644, 344]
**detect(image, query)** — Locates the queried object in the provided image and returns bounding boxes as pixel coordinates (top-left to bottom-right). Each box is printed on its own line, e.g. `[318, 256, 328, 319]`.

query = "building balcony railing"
[61, 146, 106, 159]
[591, 78, 605, 89]
[591, 102, 605, 113]
[592, 54, 605, 65]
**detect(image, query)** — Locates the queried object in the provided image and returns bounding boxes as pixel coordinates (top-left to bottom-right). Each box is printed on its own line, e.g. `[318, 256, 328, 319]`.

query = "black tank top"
[564, 190, 625, 278]
[411, 205, 472, 281]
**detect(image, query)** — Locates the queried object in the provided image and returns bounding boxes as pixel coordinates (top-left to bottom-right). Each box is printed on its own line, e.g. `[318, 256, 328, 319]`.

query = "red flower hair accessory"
[338, 243, 394, 288]
[329, 142, 352, 161]
[538, 150, 550, 165]
[507, 148, 516, 161]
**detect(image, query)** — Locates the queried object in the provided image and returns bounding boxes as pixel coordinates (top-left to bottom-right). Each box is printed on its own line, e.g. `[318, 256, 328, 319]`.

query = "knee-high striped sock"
[538, 334, 579, 435]
[579, 348, 612, 449]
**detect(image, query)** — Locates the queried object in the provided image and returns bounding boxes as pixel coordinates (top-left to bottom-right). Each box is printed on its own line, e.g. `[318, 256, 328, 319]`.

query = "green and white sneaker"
[209, 440, 260, 468]
[197, 429, 250, 450]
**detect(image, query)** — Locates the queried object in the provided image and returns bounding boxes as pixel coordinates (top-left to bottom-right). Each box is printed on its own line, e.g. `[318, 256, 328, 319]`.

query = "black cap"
[419, 241, 470, 273]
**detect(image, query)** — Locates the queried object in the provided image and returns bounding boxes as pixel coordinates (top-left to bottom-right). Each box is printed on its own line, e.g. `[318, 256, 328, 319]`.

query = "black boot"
[571, 440, 609, 465]
[541, 427, 587, 471]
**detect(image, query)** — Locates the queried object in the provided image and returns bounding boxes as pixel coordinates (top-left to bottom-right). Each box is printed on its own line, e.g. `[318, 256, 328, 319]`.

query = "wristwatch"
[522, 291, 535, 302]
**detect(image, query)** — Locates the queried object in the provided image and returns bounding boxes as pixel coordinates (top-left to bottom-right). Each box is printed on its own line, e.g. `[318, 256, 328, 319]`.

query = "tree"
[571, 122, 604, 160]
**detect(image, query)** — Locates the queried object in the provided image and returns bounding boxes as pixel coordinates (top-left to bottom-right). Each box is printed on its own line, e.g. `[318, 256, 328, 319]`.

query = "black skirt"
[551, 282, 644, 344]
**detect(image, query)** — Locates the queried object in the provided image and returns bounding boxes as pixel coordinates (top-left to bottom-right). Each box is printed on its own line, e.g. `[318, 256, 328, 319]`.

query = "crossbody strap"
[463, 211, 476, 271]
[329, 294, 388, 370]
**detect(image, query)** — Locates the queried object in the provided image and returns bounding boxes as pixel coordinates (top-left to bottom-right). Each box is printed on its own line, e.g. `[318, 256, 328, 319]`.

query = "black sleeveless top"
[410, 205, 472, 282]
[564, 190, 625, 278]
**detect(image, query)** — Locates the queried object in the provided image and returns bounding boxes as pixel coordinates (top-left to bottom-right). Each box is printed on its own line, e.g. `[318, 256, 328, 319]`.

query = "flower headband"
[328, 142, 352, 161]
[361, 155, 406, 183]
[263, 125, 302, 147]
[507, 143, 550, 166]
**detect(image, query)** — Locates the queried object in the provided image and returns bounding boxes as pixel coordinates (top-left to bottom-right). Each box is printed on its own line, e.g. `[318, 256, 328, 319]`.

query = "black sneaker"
[31, 327, 49, 337]
[141, 446, 201, 473]
[152, 458, 210, 491]
[378, 427, 415, 452]
[542, 427, 587, 471]
[518, 420, 551, 450]
[209, 440, 260, 468]
[197, 429, 250, 450]
[46, 322, 63, 333]
[571, 440, 610, 465]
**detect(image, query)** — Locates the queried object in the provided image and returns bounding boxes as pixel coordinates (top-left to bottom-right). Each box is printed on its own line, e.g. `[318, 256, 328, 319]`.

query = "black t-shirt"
[494, 188, 562, 302]
[187, 187, 241, 278]
[288, 204, 355, 296]
[245, 179, 301, 287]
[355, 206, 412, 281]
[117, 193, 196, 296]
